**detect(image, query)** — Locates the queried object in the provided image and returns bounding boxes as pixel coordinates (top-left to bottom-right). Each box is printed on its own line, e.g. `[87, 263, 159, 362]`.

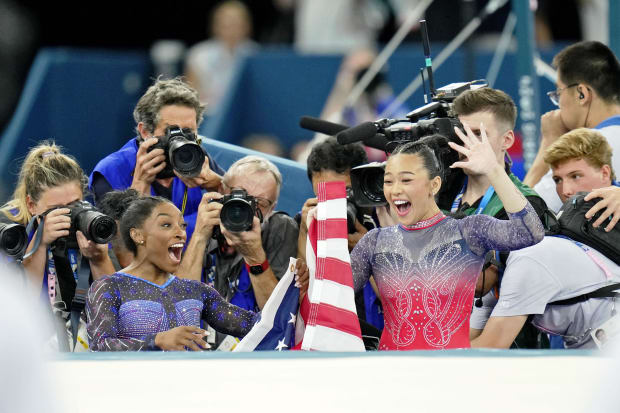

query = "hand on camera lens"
[132, 138, 166, 194]
[76, 230, 108, 262]
[41, 208, 71, 247]
[221, 216, 264, 263]
[176, 156, 221, 191]
[154, 326, 210, 351]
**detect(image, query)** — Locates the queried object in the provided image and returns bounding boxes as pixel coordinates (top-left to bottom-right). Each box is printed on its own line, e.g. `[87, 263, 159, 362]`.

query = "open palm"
[448, 122, 498, 176]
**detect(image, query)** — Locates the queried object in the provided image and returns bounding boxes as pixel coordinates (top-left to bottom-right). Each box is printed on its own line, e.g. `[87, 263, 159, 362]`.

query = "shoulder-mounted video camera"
[43, 200, 117, 254]
[336, 21, 487, 208]
[144, 125, 205, 179]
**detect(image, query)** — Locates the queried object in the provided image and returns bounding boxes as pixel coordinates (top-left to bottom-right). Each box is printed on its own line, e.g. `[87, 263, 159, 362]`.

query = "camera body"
[345, 187, 377, 234]
[0, 222, 27, 259]
[209, 189, 259, 233]
[46, 201, 117, 253]
[146, 125, 205, 179]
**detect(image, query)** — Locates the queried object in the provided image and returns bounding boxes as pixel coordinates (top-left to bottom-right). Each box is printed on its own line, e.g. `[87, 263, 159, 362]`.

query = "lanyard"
[451, 177, 495, 215]
[553, 235, 614, 280]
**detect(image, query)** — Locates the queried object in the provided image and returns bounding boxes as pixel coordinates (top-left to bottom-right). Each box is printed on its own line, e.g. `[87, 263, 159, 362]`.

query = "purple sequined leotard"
[350, 203, 544, 350]
[86, 272, 258, 351]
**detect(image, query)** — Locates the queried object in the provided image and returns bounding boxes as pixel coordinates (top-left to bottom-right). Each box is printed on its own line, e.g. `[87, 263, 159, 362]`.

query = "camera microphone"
[299, 116, 348, 136]
[336, 122, 378, 145]
[362, 134, 388, 152]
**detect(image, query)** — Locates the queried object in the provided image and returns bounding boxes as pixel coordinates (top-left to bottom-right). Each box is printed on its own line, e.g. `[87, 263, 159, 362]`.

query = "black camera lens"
[169, 140, 205, 177]
[75, 210, 117, 244]
[359, 168, 386, 205]
[221, 199, 255, 232]
[0, 222, 27, 258]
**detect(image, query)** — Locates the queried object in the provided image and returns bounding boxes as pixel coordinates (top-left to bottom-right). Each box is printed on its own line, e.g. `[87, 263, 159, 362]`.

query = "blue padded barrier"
[0, 48, 150, 201]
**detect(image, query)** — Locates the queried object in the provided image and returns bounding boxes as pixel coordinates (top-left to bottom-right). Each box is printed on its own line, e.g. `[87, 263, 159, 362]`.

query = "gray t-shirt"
[490, 236, 620, 349]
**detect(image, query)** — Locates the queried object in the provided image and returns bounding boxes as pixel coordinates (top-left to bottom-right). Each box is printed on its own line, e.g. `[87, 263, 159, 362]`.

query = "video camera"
[44, 201, 117, 253]
[146, 125, 205, 179]
[336, 21, 487, 208]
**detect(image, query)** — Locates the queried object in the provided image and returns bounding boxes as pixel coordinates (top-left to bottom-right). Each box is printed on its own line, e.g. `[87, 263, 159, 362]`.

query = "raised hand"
[154, 326, 210, 351]
[449, 122, 501, 177]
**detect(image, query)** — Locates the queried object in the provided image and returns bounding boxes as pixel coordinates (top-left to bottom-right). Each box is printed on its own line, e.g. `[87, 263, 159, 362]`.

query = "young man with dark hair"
[471, 128, 620, 349]
[524, 41, 620, 212]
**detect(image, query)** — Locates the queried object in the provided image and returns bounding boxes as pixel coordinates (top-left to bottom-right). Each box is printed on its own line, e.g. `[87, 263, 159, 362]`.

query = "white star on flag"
[288, 312, 296, 324]
[275, 338, 288, 351]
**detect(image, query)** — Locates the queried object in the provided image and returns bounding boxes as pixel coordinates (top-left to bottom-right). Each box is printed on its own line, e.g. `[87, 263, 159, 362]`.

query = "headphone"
[579, 87, 585, 99]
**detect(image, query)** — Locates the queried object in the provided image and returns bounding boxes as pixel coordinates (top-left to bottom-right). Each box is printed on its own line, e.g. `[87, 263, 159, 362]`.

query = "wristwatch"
[246, 258, 269, 276]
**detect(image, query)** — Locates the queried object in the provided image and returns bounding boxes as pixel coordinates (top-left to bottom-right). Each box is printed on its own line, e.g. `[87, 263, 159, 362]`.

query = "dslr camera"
[0, 222, 28, 259]
[45, 201, 117, 253]
[146, 125, 206, 179]
[210, 189, 259, 233]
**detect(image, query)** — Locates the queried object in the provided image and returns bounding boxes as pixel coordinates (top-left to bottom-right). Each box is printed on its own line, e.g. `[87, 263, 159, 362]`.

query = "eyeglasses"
[547, 83, 578, 106]
[254, 196, 274, 210]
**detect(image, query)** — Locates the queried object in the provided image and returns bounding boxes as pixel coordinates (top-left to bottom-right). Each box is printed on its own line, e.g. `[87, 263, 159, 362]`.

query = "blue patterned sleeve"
[350, 227, 380, 293]
[200, 284, 259, 339]
[86, 276, 159, 351]
[458, 202, 545, 256]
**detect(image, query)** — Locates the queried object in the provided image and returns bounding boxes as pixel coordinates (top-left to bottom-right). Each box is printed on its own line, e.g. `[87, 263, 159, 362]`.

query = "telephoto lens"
[168, 139, 205, 177]
[73, 206, 117, 244]
[0, 222, 27, 258]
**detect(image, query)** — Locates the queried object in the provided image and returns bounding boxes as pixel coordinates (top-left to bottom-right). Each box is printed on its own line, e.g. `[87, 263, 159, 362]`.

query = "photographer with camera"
[0, 142, 116, 350]
[89, 77, 225, 245]
[471, 128, 620, 349]
[178, 156, 300, 320]
[298, 137, 384, 334]
[524, 41, 620, 213]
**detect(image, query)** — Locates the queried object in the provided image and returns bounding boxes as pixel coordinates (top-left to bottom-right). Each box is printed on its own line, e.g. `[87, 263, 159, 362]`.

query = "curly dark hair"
[306, 137, 368, 181]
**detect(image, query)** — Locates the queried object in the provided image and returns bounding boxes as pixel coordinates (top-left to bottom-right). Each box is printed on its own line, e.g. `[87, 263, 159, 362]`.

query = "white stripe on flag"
[301, 325, 365, 351]
[317, 198, 347, 221]
[307, 279, 357, 314]
[233, 258, 297, 352]
[316, 239, 350, 262]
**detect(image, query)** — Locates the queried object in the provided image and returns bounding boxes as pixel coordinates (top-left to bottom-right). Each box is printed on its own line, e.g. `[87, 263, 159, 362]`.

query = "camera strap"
[21, 214, 45, 262]
[70, 256, 91, 351]
[450, 177, 495, 215]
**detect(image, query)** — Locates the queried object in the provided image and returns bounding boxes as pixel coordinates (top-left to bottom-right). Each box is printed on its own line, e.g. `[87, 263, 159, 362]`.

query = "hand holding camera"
[194, 192, 223, 240]
[132, 138, 166, 194]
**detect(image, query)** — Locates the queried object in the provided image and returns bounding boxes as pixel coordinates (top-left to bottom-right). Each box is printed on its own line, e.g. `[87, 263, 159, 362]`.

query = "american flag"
[235, 181, 364, 352]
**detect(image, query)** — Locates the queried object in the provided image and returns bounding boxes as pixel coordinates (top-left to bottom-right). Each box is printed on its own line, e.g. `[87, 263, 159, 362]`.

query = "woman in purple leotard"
[86, 194, 258, 351]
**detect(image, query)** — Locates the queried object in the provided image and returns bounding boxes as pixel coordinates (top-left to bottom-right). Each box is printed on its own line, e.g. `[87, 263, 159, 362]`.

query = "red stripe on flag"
[323, 218, 348, 240]
[317, 181, 347, 203]
[308, 302, 361, 338]
[317, 257, 354, 288]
